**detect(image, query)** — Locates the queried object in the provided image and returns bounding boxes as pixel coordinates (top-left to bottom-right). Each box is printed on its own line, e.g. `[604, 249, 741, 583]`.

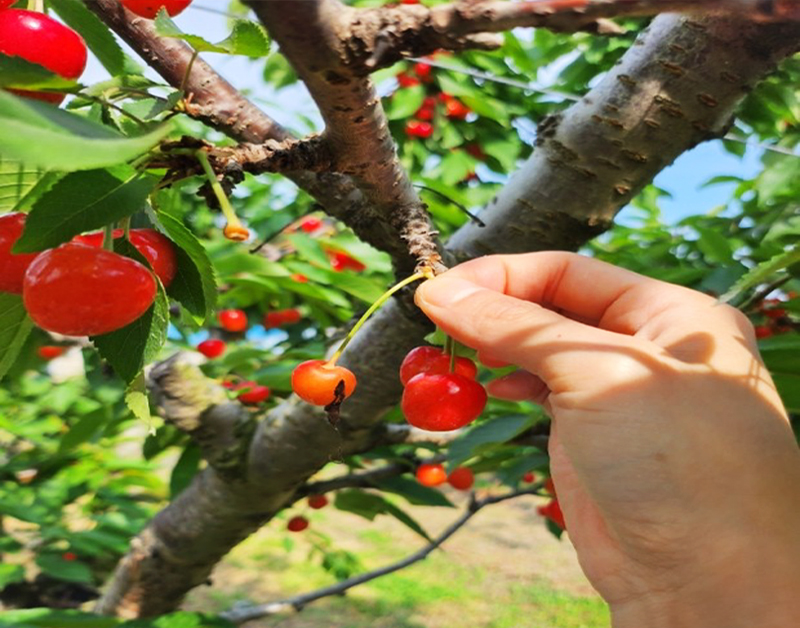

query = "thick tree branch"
[87, 0, 413, 268]
[94, 13, 800, 619]
[220, 487, 544, 625]
[244, 0, 445, 274]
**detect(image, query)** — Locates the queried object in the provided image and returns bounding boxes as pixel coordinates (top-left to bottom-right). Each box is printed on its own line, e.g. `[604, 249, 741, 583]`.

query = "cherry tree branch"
[220, 487, 544, 625]
[297, 461, 412, 497]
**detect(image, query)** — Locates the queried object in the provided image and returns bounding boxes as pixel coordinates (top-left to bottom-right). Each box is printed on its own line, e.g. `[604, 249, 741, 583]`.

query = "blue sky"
[81, 2, 765, 225]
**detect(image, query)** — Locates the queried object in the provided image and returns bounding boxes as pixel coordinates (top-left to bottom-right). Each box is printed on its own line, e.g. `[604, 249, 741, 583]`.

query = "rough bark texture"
[94, 11, 800, 619]
[87, 0, 411, 266]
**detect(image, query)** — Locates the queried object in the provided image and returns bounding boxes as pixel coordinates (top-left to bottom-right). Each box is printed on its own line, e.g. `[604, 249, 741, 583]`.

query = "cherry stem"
[449, 336, 457, 373]
[195, 149, 244, 233]
[28, 0, 44, 12]
[102, 224, 114, 252]
[180, 51, 199, 96]
[327, 272, 429, 366]
[120, 216, 132, 239]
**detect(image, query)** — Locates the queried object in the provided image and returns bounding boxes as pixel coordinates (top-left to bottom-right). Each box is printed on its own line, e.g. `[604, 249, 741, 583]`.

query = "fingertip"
[415, 276, 483, 311]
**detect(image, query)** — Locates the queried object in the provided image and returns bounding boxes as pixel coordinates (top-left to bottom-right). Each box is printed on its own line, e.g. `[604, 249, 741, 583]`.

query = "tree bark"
[95, 13, 800, 618]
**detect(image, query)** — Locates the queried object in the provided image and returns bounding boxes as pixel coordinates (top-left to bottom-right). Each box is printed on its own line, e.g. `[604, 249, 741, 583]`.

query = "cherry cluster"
[400, 346, 487, 431]
[0, 213, 176, 336]
[287, 493, 330, 533]
[754, 295, 797, 339]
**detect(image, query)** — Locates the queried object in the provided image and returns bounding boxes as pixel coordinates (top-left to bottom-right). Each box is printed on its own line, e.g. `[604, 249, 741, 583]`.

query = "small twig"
[297, 461, 412, 498]
[220, 487, 543, 624]
[414, 184, 486, 227]
[740, 275, 792, 312]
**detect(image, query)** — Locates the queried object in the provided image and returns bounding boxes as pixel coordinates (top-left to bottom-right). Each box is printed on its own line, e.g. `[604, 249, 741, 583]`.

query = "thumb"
[415, 275, 632, 384]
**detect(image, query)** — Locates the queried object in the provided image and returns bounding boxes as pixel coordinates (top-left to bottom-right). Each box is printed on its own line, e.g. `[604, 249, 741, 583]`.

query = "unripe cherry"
[416, 462, 447, 487]
[291, 359, 356, 406]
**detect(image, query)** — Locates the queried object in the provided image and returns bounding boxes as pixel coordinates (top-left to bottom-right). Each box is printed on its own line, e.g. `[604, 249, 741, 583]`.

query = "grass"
[185, 494, 611, 628]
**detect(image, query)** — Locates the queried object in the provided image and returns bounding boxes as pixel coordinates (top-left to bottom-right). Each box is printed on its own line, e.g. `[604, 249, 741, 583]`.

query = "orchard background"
[0, 0, 799, 627]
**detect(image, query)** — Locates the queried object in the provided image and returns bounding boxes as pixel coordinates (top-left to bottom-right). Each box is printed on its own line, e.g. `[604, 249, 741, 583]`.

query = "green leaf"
[58, 408, 108, 453]
[374, 476, 454, 507]
[125, 372, 155, 430]
[0, 54, 77, 91]
[386, 84, 425, 120]
[0, 157, 46, 212]
[334, 489, 432, 542]
[0, 293, 34, 382]
[93, 243, 169, 383]
[14, 167, 156, 253]
[154, 11, 270, 57]
[150, 612, 236, 628]
[169, 443, 202, 498]
[0, 564, 24, 589]
[155, 210, 217, 323]
[0, 91, 171, 171]
[721, 247, 800, 303]
[49, 0, 133, 77]
[35, 554, 94, 584]
[448, 414, 537, 466]
[0, 609, 120, 628]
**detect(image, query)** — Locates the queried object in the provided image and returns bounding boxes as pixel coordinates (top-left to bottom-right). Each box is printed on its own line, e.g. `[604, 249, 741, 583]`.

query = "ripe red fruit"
[415, 105, 434, 121]
[0, 212, 40, 294]
[0, 1, 15, 10]
[287, 515, 309, 532]
[447, 467, 474, 491]
[292, 359, 357, 406]
[414, 62, 433, 81]
[62, 552, 78, 562]
[291, 273, 309, 283]
[121, 0, 192, 18]
[0, 10, 87, 104]
[399, 346, 478, 385]
[197, 338, 226, 359]
[235, 381, 270, 405]
[308, 494, 329, 509]
[23, 244, 156, 336]
[264, 308, 301, 328]
[445, 98, 471, 120]
[300, 216, 323, 233]
[396, 71, 420, 88]
[754, 325, 773, 339]
[328, 250, 366, 272]
[402, 373, 487, 431]
[218, 308, 248, 332]
[37, 345, 65, 361]
[522, 472, 536, 484]
[537, 499, 566, 530]
[543, 477, 556, 496]
[401, 0, 420, 4]
[74, 229, 177, 288]
[416, 462, 447, 487]
[405, 120, 434, 139]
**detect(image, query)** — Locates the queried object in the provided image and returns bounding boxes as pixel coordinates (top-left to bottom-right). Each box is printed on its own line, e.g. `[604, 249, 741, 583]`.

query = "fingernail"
[416, 277, 482, 309]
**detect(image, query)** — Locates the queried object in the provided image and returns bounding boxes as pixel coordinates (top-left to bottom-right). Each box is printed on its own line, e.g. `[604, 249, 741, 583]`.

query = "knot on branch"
[149, 353, 257, 479]
[209, 136, 335, 175]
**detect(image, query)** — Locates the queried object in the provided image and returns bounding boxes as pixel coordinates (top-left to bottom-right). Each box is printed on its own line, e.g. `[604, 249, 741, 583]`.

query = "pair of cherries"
[0, 213, 176, 336]
[416, 462, 474, 490]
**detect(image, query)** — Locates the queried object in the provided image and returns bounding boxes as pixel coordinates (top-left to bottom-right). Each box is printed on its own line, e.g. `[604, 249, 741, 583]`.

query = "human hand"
[415, 252, 800, 627]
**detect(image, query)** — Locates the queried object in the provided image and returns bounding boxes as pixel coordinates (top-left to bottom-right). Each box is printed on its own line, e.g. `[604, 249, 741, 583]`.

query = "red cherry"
[396, 71, 420, 88]
[414, 62, 433, 81]
[287, 515, 309, 532]
[399, 346, 477, 385]
[197, 339, 226, 359]
[754, 325, 773, 339]
[401, 0, 420, 4]
[23, 244, 156, 336]
[447, 467, 474, 491]
[264, 308, 301, 328]
[405, 120, 434, 139]
[764, 307, 787, 320]
[328, 251, 366, 272]
[291, 273, 309, 283]
[218, 308, 248, 332]
[121, 0, 192, 19]
[62, 552, 78, 562]
[291, 359, 357, 406]
[235, 381, 270, 405]
[0, 10, 87, 104]
[522, 472, 536, 484]
[543, 477, 556, 496]
[308, 494, 329, 509]
[402, 373, 486, 431]
[0, 1, 15, 10]
[37, 345, 65, 361]
[415, 105, 434, 121]
[445, 98, 471, 120]
[300, 216, 323, 233]
[438, 92, 453, 103]
[465, 143, 486, 160]
[74, 229, 177, 288]
[416, 463, 447, 487]
[0, 212, 40, 294]
[537, 499, 566, 530]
